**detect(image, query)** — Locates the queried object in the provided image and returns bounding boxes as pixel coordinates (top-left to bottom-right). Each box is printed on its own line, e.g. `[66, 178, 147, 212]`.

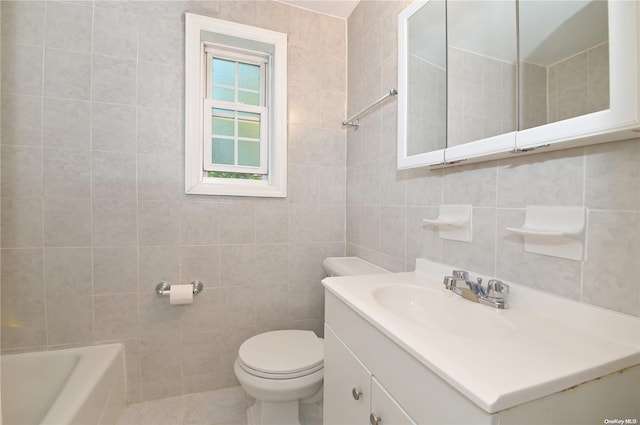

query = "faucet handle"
[452, 270, 469, 280]
[443, 276, 456, 290]
[487, 279, 509, 299]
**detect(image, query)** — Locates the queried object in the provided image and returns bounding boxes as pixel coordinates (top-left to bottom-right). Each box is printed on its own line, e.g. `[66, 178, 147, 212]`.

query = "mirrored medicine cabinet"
[397, 0, 640, 170]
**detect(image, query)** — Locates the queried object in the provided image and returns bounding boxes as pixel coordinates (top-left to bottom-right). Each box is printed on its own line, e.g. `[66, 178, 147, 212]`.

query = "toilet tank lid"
[322, 257, 390, 277]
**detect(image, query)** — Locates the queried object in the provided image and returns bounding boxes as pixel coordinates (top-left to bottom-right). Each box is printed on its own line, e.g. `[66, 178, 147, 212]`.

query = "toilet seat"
[238, 330, 323, 380]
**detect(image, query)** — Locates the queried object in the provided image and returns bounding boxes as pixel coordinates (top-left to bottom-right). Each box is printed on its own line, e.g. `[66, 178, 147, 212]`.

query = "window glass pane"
[238, 140, 260, 167]
[212, 108, 234, 119]
[238, 63, 260, 91]
[238, 119, 260, 139]
[212, 58, 235, 87]
[213, 87, 235, 102]
[238, 111, 260, 121]
[212, 116, 234, 136]
[212, 138, 235, 165]
[238, 90, 260, 106]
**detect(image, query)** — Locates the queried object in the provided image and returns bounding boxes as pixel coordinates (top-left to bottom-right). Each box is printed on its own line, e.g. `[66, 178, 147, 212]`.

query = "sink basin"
[372, 285, 516, 339]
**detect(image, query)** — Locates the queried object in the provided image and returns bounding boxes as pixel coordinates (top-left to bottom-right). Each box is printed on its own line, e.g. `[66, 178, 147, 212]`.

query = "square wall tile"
[43, 148, 91, 198]
[137, 152, 180, 201]
[182, 331, 222, 376]
[1, 198, 43, 248]
[497, 148, 584, 208]
[585, 138, 640, 211]
[220, 245, 256, 286]
[1, 94, 43, 146]
[180, 246, 220, 288]
[255, 198, 288, 244]
[137, 107, 180, 154]
[1, 145, 42, 198]
[1, 296, 46, 349]
[94, 294, 139, 341]
[138, 200, 181, 246]
[138, 246, 180, 292]
[44, 198, 91, 247]
[583, 211, 640, 316]
[1, 248, 44, 299]
[138, 294, 182, 337]
[137, 61, 180, 110]
[44, 247, 92, 297]
[140, 333, 182, 382]
[93, 7, 138, 59]
[43, 98, 90, 150]
[92, 55, 137, 105]
[44, 1, 93, 52]
[1, 1, 45, 46]
[44, 48, 91, 100]
[1, 43, 43, 96]
[92, 199, 137, 247]
[46, 294, 94, 345]
[180, 202, 220, 246]
[92, 103, 137, 152]
[92, 150, 137, 200]
[93, 247, 138, 294]
[138, 15, 183, 66]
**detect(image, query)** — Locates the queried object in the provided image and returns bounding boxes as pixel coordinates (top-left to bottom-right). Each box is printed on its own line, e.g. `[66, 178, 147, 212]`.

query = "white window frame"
[185, 13, 287, 197]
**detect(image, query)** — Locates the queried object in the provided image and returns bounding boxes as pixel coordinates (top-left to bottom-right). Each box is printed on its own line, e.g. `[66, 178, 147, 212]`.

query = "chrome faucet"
[443, 270, 509, 309]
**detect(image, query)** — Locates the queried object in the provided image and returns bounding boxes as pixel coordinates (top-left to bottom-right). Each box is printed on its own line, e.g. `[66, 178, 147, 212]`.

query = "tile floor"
[116, 386, 323, 425]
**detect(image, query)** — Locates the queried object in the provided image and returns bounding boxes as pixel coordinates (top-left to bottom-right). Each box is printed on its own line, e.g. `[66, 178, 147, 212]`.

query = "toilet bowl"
[234, 257, 389, 425]
[234, 330, 324, 425]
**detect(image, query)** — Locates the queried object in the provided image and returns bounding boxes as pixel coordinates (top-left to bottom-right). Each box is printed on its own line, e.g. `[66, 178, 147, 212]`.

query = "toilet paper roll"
[169, 284, 193, 305]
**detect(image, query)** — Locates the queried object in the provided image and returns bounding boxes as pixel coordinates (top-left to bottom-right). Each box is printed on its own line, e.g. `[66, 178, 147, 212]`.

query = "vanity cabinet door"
[324, 325, 371, 425]
[370, 377, 418, 425]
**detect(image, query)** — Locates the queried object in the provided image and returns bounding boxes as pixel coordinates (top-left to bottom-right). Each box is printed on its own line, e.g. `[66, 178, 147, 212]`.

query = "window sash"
[202, 48, 268, 175]
[202, 99, 269, 174]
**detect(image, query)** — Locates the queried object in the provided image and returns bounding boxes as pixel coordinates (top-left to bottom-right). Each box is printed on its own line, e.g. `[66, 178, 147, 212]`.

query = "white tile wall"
[0, 0, 346, 403]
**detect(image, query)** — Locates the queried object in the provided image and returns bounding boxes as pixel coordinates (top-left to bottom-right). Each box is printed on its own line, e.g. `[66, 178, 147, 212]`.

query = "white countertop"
[321, 259, 640, 413]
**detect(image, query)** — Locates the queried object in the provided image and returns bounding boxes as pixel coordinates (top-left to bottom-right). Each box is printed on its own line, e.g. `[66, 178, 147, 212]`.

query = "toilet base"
[247, 399, 302, 425]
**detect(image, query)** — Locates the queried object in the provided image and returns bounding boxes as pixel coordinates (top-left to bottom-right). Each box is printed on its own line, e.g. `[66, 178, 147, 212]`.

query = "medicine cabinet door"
[443, 0, 518, 163]
[516, 0, 640, 151]
[397, 0, 447, 169]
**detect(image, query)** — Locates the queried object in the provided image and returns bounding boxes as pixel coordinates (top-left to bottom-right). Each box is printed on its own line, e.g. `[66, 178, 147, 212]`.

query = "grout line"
[88, 0, 96, 349]
[41, 0, 49, 349]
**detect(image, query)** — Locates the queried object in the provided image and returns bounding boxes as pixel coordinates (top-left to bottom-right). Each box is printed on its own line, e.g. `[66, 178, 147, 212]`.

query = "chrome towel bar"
[342, 89, 398, 128]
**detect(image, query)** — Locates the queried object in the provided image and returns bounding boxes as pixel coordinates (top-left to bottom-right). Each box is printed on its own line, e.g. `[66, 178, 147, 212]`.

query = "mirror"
[447, 1, 518, 147]
[398, 0, 634, 170]
[405, 0, 447, 156]
[519, 0, 609, 130]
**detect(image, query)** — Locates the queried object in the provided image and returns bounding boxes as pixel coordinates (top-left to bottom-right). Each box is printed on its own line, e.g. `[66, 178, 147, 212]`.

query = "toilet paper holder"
[155, 280, 204, 296]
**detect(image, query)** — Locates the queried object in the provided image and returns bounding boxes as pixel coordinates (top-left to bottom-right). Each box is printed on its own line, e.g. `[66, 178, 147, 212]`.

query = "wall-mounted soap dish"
[423, 204, 472, 242]
[505, 205, 588, 261]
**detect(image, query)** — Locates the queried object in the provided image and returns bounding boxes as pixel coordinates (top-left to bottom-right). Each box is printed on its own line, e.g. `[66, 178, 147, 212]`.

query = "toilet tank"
[322, 257, 390, 277]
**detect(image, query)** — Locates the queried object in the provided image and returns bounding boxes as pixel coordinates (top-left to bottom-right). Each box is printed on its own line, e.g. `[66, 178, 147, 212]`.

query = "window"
[185, 14, 287, 197]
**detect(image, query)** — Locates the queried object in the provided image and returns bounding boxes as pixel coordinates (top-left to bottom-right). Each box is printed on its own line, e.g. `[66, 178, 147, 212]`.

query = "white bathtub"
[1, 344, 126, 425]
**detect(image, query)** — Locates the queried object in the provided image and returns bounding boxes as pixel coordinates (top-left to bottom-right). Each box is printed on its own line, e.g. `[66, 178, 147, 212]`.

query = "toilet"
[234, 257, 390, 425]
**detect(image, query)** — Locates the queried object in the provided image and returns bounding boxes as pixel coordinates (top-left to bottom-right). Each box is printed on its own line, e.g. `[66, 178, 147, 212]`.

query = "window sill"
[185, 179, 287, 197]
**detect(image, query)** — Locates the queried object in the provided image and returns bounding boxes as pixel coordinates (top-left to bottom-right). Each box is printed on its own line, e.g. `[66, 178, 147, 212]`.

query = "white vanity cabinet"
[323, 292, 493, 425]
[324, 325, 417, 425]
[323, 289, 640, 425]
